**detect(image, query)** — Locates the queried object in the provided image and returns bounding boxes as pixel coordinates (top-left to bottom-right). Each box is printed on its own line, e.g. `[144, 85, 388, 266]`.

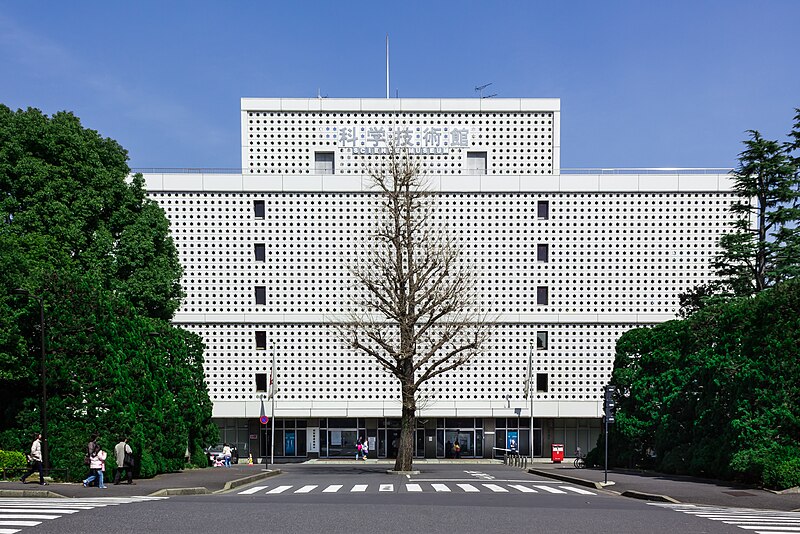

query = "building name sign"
[322, 125, 473, 153]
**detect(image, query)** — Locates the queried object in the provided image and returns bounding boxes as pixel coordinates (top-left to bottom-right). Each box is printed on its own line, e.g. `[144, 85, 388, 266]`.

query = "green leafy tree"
[0, 105, 214, 478]
[612, 280, 800, 489]
[681, 112, 800, 315]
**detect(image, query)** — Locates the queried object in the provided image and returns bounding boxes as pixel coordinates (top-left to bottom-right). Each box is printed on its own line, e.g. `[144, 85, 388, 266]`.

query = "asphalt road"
[9, 464, 797, 534]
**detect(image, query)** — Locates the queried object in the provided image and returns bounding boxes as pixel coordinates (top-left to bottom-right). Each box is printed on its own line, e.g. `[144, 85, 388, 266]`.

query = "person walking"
[83, 448, 108, 488]
[361, 438, 369, 460]
[113, 437, 134, 485]
[222, 443, 232, 467]
[20, 433, 46, 485]
[356, 436, 364, 461]
[85, 433, 100, 466]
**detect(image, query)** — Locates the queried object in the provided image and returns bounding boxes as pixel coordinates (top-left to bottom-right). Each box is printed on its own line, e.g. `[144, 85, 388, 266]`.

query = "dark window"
[255, 331, 267, 350]
[466, 151, 487, 174]
[536, 373, 549, 392]
[536, 286, 549, 305]
[537, 200, 549, 219]
[255, 373, 268, 392]
[536, 331, 548, 350]
[254, 243, 266, 262]
[254, 200, 265, 219]
[537, 244, 549, 262]
[315, 152, 335, 174]
[255, 286, 266, 305]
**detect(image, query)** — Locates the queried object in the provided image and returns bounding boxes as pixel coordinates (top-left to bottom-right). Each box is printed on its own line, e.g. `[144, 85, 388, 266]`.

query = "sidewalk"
[527, 460, 800, 512]
[0, 464, 281, 498]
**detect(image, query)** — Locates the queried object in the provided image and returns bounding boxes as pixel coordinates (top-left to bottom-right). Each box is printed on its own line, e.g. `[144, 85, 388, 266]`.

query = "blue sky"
[1, 1, 798, 170]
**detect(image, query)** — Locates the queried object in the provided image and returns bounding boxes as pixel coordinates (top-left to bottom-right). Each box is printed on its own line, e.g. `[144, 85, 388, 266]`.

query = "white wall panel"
[149, 98, 741, 423]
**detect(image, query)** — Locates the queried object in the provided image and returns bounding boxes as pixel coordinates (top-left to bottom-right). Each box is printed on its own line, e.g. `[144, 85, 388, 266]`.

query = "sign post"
[604, 385, 616, 484]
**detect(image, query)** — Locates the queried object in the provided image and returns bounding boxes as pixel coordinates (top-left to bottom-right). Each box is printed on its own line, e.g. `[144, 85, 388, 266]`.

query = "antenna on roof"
[475, 83, 497, 98]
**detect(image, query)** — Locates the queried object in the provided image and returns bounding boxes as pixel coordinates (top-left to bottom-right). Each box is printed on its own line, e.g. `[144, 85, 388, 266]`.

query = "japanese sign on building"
[322, 125, 473, 154]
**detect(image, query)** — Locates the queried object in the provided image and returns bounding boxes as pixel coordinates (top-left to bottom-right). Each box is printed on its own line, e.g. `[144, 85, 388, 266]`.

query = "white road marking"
[322, 485, 343, 493]
[649, 503, 800, 534]
[238, 486, 268, 495]
[0, 515, 60, 520]
[0, 522, 40, 527]
[560, 486, 596, 495]
[533, 485, 567, 494]
[0, 529, 21, 534]
[379, 484, 394, 492]
[508, 484, 537, 493]
[405, 484, 422, 492]
[266, 485, 292, 494]
[432, 484, 451, 492]
[482, 484, 508, 493]
[0, 509, 79, 514]
[351, 485, 368, 492]
[295, 485, 318, 493]
[456, 484, 480, 492]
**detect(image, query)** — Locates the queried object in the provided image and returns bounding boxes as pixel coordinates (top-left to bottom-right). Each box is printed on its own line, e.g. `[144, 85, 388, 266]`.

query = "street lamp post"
[12, 289, 49, 476]
[525, 342, 535, 460]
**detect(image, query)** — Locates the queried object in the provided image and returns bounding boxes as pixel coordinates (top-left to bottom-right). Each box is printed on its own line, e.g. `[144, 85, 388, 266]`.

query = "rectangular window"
[254, 200, 265, 219]
[255, 373, 268, 392]
[255, 286, 266, 305]
[536, 286, 549, 305]
[315, 152, 335, 174]
[536, 373, 549, 392]
[255, 331, 267, 350]
[537, 200, 549, 219]
[466, 151, 487, 175]
[536, 331, 548, 350]
[254, 243, 266, 262]
[537, 244, 549, 262]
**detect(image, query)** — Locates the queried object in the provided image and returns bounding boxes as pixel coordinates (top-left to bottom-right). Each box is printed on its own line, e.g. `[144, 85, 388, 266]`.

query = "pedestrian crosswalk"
[651, 503, 800, 534]
[237, 482, 596, 496]
[0, 496, 166, 534]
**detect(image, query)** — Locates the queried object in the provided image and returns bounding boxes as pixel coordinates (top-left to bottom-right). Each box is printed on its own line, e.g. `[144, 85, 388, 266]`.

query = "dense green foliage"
[0, 105, 216, 479]
[611, 279, 800, 489]
[681, 110, 800, 315]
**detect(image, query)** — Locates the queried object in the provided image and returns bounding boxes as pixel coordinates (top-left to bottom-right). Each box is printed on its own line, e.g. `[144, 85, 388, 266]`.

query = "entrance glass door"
[445, 430, 474, 458]
[327, 430, 359, 457]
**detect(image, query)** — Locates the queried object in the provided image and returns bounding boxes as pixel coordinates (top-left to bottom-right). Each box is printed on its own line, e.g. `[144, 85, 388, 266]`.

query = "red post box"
[551, 443, 564, 463]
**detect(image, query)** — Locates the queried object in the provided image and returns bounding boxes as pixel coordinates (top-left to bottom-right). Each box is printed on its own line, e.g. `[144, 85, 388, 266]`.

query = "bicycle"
[574, 455, 586, 469]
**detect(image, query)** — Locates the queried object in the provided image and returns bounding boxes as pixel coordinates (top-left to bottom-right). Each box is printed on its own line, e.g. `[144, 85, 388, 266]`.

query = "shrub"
[0, 449, 27, 479]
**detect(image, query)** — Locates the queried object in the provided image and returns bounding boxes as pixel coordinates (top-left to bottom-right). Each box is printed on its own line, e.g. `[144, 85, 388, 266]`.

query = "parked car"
[204, 444, 239, 466]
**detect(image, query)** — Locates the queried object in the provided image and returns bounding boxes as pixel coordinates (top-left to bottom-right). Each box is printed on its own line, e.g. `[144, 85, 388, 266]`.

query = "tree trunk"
[393, 380, 416, 472]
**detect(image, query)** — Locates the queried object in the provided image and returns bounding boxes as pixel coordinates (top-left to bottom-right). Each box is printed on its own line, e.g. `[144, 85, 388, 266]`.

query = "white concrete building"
[142, 98, 736, 460]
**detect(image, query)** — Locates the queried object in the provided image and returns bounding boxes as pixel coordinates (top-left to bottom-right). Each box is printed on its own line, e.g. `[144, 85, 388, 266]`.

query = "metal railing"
[560, 168, 732, 175]
[132, 168, 243, 174]
[132, 167, 733, 176]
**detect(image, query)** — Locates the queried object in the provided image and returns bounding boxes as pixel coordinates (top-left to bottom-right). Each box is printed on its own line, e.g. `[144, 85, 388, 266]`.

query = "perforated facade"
[143, 98, 736, 460]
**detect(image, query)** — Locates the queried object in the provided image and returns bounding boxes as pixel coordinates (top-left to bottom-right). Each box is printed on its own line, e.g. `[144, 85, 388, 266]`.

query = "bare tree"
[340, 150, 492, 472]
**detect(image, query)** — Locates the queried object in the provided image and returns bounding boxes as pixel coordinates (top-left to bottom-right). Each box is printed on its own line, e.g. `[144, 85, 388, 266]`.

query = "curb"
[217, 469, 282, 493]
[527, 468, 608, 491]
[147, 470, 283, 496]
[149, 487, 211, 496]
[528, 468, 680, 503]
[621, 490, 681, 503]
